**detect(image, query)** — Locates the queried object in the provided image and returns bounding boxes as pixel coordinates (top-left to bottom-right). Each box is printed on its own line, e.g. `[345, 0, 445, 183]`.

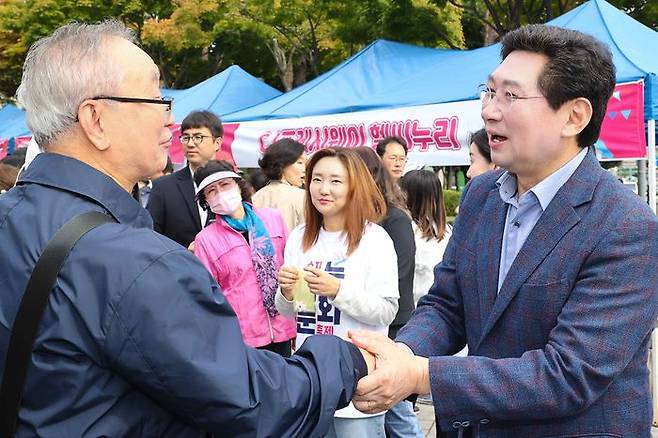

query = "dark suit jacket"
[397, 150, 658, 437]
[146, 167, 201, 247]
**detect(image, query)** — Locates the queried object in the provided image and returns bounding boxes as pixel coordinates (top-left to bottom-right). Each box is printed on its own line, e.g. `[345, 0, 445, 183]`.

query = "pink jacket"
[194, 206, 296, 348]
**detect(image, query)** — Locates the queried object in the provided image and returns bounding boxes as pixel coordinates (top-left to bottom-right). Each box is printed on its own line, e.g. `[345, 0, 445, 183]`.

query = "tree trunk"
[266, 38, 294, 91]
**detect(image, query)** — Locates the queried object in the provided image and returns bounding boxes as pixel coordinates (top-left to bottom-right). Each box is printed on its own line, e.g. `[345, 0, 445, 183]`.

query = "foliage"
[223, 0, 464, 90]
[443, 188, 461, 217]
[0, 0, 464, 97]
[609, 0, 657, 31]
[441, 0, 581, 41]
[329, 0, 464, 50]
[443, 0, 657, 43]
[0, 0, 174, 100]
[1, 0, 653, 101]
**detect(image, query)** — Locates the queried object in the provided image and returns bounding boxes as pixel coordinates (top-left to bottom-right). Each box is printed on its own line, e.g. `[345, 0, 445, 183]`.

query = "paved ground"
[416, 403, 658, 437]
[416, 402, 436, 437]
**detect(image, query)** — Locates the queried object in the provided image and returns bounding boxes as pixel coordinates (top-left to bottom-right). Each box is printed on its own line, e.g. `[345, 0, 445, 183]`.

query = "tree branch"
[448, 0, 504, 37]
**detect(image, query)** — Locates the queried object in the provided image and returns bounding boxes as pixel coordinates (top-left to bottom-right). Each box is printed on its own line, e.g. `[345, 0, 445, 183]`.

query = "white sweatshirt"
[276, 222, 399, 418]
[412, 223, 452, 305]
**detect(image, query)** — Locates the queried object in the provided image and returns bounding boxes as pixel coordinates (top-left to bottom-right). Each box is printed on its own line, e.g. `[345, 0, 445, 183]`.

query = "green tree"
[141, 0, 280, 89]
[609, 0, 657, 31]
[223, 0, 464, 90]
[142, 0, 222, 87]
[445, 0, 656, 45]
[222, 0, 337, 91]
[330, 0, 464, 51]
[443, 0, 580, 42]
[0, 0, 174, 99]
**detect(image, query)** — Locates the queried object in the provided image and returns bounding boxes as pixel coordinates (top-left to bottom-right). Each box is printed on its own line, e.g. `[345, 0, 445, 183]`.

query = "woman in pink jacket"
[193, 160, 296, 356]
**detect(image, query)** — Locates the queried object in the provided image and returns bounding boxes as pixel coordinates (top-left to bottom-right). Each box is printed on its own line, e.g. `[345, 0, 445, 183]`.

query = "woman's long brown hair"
[302, 148, 386, 255]
[400, 169, 447, 241]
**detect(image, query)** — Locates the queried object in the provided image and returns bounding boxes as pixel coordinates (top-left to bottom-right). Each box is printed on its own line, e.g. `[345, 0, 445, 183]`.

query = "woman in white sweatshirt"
[400, 169, 452, 305]
[276, 147, 399, 438]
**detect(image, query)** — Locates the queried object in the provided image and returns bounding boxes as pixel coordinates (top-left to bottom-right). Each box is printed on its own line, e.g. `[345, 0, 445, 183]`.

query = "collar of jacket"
[17, 152, 154, 229]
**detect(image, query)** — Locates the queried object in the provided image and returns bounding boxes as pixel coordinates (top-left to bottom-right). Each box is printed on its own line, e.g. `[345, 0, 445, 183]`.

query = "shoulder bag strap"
[0, 211, 116, 437]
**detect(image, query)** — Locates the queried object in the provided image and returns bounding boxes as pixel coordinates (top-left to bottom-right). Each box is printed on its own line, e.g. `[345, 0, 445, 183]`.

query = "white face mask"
[206, 186, 242, 215]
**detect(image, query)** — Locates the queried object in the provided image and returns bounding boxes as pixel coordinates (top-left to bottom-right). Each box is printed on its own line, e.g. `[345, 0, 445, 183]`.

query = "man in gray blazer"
[350, 24, 658, 437]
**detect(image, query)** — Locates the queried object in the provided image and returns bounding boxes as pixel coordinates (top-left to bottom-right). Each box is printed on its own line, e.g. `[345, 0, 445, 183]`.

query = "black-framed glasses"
[477, 84, 543, 111]
[90, 95, 174, 112]
[179, 134, 213, 145]
[384, 155, 407, 164]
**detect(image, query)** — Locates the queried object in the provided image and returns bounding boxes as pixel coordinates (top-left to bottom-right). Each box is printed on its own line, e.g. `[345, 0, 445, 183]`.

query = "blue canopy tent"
[164, 65, 282, 121]
[225, 1, 658, 417]
[1, 65, 281, 159]
[224, 42, 460, 121]
[225, 0, 658, 124]
[0, 104, 30, 139]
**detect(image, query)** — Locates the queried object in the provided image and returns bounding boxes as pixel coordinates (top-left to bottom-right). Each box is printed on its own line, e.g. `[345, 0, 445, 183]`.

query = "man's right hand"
[358, 347, 376, 374]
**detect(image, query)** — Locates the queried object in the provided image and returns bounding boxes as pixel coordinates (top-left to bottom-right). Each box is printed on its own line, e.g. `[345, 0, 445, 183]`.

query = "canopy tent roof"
[0, 65, 282, 142]
[163, 65, 282, 121]
[225, 0, 658, 122]
[0, 104, 29, 139]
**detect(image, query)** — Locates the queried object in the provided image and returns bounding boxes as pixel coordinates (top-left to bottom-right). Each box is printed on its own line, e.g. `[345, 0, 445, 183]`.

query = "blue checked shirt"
[496, 147, 588, 292]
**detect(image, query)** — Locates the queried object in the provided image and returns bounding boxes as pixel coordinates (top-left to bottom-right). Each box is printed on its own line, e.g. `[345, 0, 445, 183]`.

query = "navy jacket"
[397, 151, 658, 437]
[147, 166, 202, 247]
[0, 153, 366, 437]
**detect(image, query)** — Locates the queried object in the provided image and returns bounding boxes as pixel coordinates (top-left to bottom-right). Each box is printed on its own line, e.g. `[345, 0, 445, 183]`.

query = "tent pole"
[648, 119, 657, 427]
[648, 119, 656, 213]
[638, 160, 648, 200]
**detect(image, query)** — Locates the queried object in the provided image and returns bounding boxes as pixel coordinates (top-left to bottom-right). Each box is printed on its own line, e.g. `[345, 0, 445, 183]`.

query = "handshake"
[347, 330, 431, 414]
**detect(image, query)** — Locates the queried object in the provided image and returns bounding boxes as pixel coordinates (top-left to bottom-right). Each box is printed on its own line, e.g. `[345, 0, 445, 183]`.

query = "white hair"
[16, 20, 136, 149]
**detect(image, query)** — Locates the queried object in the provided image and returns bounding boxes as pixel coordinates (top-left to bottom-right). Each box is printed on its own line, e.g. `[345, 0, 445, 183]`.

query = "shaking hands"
[348, 330, 431, 414]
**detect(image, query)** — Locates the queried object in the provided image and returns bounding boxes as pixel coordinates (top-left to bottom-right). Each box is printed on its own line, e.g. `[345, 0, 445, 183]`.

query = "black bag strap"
[0, 211, 116, 437]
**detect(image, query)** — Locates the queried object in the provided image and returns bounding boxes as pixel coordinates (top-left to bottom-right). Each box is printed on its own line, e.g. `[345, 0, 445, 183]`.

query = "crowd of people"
[0, 18, 657, 438]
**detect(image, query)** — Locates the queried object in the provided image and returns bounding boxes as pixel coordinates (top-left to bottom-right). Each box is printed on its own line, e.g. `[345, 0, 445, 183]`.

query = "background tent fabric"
[224, 42, 462, 122]
[165, 65, 282, 121]
[0, 104, 29, 139]
[1, 65, 281, 163]
[222, 0, 657, 168]
[163, 65, 283, 163]
[225, 0, 658, 123]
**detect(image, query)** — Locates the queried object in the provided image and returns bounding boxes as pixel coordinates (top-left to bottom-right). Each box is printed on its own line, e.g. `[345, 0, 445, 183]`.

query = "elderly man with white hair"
[0, 21, 371, 437]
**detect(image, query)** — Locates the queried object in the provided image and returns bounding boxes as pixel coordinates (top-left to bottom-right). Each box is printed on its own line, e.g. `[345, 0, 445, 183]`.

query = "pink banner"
[0, 139, 7, 161]
[596, 81, 646, 159]
[222, 82, 649, 168]
[14, 136, 31, 150]
[5, 82, 643, 166]
[168, 123, 240, 166]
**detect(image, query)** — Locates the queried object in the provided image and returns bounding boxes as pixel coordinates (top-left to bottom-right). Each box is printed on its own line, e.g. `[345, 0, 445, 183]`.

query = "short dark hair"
[468, 128, 491, 163]
[194, 160, 250, 210]
[501, 24, 616, 148]
[376, 136, 408, 157]
[181, 110, 224, 139]
[354, 147, 406, 212]
[258, 139, 306, 181]
[248, 168, 269, 192]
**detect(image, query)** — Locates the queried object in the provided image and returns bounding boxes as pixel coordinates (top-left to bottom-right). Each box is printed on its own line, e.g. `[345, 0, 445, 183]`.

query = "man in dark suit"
[349, 24, 658, 437]
[147, 110, 223, 247]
